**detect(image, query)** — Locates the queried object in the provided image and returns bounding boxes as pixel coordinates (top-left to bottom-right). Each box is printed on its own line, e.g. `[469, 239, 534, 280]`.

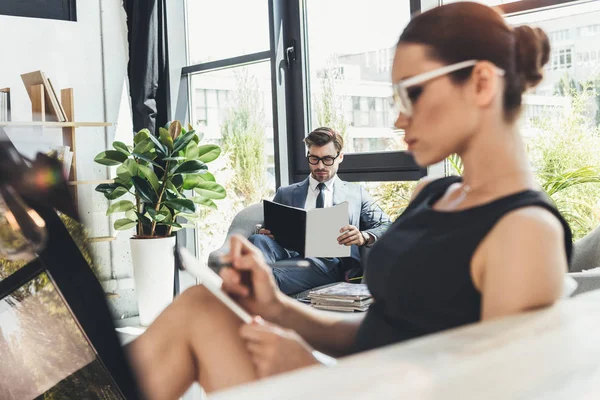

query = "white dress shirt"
[305, 175, 336, 210]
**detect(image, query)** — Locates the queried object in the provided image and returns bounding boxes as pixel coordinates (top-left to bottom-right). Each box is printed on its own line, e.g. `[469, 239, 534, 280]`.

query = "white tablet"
[177, 247, 253, 324]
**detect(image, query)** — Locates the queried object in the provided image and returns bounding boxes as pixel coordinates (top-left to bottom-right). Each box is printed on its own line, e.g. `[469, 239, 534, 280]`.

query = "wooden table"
[212, 290, 600, 400]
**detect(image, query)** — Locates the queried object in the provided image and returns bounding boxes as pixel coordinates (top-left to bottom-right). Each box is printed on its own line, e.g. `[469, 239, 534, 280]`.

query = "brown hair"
[303, 127, 344, 153]
[398, 2, 550, 121]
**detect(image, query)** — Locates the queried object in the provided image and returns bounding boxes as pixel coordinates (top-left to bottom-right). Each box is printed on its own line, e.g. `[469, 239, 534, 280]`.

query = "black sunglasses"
[306, 152, 340, 166]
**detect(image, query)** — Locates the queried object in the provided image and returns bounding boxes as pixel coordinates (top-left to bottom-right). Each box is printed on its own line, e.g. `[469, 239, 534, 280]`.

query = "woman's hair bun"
[514, 25, 551, 90]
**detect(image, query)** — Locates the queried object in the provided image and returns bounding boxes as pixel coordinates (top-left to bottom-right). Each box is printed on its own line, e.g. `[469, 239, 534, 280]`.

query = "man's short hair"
[303, 127, 344, 153]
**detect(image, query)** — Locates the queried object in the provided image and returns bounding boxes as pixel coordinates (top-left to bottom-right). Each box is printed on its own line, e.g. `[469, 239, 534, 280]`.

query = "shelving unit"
[4, 83, 114, 244]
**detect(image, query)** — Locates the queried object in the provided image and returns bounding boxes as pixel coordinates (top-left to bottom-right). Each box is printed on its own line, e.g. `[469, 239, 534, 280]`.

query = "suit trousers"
[248, 234, 348, 295]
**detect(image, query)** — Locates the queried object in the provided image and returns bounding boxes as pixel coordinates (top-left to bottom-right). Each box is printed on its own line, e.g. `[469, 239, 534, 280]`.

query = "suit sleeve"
[359, 185, 392, 241]
[273, 187, 283, 204]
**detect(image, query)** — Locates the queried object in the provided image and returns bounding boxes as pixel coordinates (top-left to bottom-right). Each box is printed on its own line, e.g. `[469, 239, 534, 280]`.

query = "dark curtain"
[125, 0, 171, 133]
[124, 0, 178, 294]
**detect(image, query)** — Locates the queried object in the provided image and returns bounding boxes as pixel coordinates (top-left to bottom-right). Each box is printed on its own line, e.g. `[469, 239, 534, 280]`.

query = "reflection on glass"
[0, 273, 123, 399]
[189, 62, 276, 264]
[0, 186, 47, 263]
[306, 0, 410, 153]
[186, 0, 270, 64]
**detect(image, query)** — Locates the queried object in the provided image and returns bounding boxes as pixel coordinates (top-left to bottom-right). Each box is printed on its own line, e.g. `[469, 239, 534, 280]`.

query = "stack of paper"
[308, 282, 373, 312]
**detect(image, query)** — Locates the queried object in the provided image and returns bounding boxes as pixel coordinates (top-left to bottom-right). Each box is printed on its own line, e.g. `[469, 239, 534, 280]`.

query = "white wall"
[0, 0, 138, 317]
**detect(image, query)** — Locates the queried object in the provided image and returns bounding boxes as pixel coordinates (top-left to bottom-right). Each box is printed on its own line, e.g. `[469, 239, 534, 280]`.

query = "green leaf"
[193, 182, 226, 199]
[137, 164, 160, 193]
[125, 209, 138, 221]
[116, 159, 138, 182]
[163, 199, 195, 213]
[162, 156, 187, 161]
[146, 208, 167, 222]
[159, 127, 174, 152]
[96, 183, 129, 200]
[182, 175, 202, 190]
[166, 181, 180, 196]
[106, 200, 135, 216]
[131, 176, 159, 204]
[172, 160, 207, 175]
[133, 137, 154, 155]
[132, 152, 164, 170]
[133, 129, 151, 144]
[147, 133, 168, 155]
[198, 171, 215, 182]
[114, 218, 137, 231]
[185, 142, 200, 159]
[171, 174, 184, 190]
[113, 141, 130, 155]
[192, 196, 218, 209]
[173, 131, 197, 153]
[94, 150, 128, 166]
[197, 144, 221, 163]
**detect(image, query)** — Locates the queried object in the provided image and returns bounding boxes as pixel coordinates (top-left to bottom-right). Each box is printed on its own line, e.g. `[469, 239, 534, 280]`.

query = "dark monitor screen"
[0, 272, 124, 399]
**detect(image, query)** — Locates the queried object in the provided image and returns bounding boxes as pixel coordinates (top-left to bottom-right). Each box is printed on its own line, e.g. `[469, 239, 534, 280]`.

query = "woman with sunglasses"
[128, 2, 572, 398]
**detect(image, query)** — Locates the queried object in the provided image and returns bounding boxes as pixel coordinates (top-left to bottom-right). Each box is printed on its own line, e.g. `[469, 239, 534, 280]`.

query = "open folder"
[263, 200, 351, 258]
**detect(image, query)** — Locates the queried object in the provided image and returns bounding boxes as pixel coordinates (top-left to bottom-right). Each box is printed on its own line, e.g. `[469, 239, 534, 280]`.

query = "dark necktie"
[316, 182, 326, 208]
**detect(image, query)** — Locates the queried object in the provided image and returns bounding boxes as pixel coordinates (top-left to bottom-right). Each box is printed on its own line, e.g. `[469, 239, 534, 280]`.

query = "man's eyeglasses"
[391, 59, 505, 118]
[307, 152, 340, 166]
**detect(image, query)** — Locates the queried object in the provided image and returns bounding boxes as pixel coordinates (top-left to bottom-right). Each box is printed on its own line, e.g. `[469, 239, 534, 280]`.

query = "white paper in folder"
[305, 202, 351, 258]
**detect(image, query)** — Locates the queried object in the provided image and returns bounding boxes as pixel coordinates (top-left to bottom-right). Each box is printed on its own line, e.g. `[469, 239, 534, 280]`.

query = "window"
[305, 0, 411, 154]
[502, 1, 600, 240]
[579, 23, 600, 37]
[185, 0, 270, 64]
[183, 1, 276, 265]
[0, 0, 76, 21]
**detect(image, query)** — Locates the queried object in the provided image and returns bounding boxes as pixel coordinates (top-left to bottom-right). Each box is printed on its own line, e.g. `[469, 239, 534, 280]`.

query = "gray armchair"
[569, 225, 600, 296]
[207, 202, 264, 271]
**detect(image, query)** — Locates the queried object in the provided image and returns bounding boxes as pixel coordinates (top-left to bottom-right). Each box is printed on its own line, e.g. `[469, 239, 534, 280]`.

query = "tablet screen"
[0, 272, 124, 400]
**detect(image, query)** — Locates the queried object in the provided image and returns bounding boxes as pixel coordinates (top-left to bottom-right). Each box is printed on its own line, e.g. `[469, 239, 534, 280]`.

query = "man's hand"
[258, 228, 274, 240]
[337, 225, 365, 246]
[240, 317, 319, 378]
[219, 235, 285, 320]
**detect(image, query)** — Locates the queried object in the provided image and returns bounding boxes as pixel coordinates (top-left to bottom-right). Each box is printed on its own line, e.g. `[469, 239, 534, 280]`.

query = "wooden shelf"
[67, 180, 113, 186]
[0, 121, 111, 127]
[89, 236, 117, 243]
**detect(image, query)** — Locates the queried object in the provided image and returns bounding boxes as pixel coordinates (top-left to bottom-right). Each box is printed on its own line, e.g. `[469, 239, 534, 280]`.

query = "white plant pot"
[130, 236, 176, 326]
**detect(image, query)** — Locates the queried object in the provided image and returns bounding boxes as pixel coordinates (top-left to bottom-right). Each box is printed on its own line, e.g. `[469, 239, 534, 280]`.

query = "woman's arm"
[476, 206, 567, 320]
[271, 295, 365, 357]
[220, 235, 364, 357]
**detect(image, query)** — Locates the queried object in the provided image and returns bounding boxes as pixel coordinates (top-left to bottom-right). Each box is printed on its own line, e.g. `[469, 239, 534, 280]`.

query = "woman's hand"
[219, 234, 285, 321]
[240, 317, 319, 378]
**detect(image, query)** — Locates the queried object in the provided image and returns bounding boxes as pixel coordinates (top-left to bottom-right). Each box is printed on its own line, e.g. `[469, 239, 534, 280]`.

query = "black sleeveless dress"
[354, 176, 572, 352]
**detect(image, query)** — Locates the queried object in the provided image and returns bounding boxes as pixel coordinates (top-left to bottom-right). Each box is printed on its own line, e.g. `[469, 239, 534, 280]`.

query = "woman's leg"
[127, 285, 257, 399]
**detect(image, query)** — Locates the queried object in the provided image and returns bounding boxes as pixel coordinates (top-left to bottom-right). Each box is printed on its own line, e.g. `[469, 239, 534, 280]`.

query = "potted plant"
[94, 121, 226, 325]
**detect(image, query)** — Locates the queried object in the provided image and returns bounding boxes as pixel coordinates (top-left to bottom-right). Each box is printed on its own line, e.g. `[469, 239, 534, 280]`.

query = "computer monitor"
[0, 205, 141, 400]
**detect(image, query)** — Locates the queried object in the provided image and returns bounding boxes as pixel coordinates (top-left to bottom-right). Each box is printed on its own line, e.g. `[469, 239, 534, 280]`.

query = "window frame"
[0, 0, 77, 22]
[176, 0, 589, 188]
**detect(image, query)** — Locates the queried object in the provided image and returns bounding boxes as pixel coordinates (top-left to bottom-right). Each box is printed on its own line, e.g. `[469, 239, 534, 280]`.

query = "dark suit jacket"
[272, 177, 391, 267]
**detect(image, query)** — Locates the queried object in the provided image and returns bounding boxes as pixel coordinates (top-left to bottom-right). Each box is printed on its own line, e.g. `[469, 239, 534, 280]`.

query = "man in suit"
[248, 127, 391, 294]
